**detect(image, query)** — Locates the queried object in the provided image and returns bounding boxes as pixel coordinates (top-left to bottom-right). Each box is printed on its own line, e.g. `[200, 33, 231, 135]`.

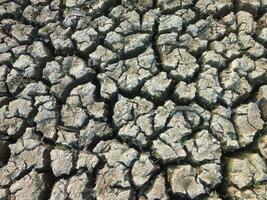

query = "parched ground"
[0, 0, 267, 199]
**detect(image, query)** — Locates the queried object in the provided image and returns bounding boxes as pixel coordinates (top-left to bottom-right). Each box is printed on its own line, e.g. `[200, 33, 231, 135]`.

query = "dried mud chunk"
[2, 0, 267, 198]
[0, 188, 9, 199]
[71, 28, 98, 54]
[0, 63, 8, 81]
[141, 72, 171, 101]
[196, 0, 232, 16]
[87, 101, 107, 119]
[113, 96, 154, 128]
[7, 99, 33, 119]
[0, 113, 26, 138]
[152, 139, 186, 162]
[89, 45, 118, 69]
[61, 105, 88, 128]
[27, 41, 50, 60]
[143, 174, 169, 200]
[115, 10, 141, 35]
[142, 9, 160, 32]
[167, 165, 205, 199]
[0, 53, 13, 66]
[105, 33, 150, 56]
[56, 129, 78, 148]
[185, 130, 221, 163]
[43, 57, 94, 100]
[132, 154, 158, 187]
[234, 102, 264, 147]
[63, 56, 95, 80]
[158, 14, 183, 33]
[257, 85, 267, 105]
[76, 151, 99, 173]
[153, 100, 175, 132]
[50, 26, 74, 54]
[221, 90, 239, 106]
[247, 40, 265, 59]
[121, 0, 153, 12]
[50, 173, 92, 200]
[179, 34, 207, 56]
[201, 51, 227, 69]
[137, 114, 153, 136]
[104, 32, 124, 55]
[94, 165, 133, 200]
[97, 63, 121, 99]
[198, 163, 222, 188]
[23, 5, 58, 25]
[236, 11, 256, 34]
[124, 33, 150, 55]
[185, 110, 202, 129]
[210, 33, 240, 59]
[39, 22, 59, 36]
[207, 191, 222, 200]
[50, 149, 74, 177]
[258, 27, 267, 44]
[227, 184, 267, 200]
[8, 128, 50, 170]
[64, 0, 79, 7]
[117, 47, 158, 93]
[210, 106, 239, 151]
[43, 69, 74, 100]
[162, 48, 199, 81]
[157, 33, 178, 56]
[186, 18, 226, 40]
[12, 54, 39, 78]
[157, 0, 193, 12]
[93, 16, 114, 33]
[68, 82, 96, 106]
[227, 153, 267, 189]
[114, 97, 154, 146]
[0, 157, 27, 187]
[158, 112, 192, 161]
[248, 58, 267, 84]
[196, 66, 223, 107]
[42, 60, 64, 84]
[118, 120, 149, 147]
[227, 186, 255, 200]
[79, 120, 112, 148]
[0, 35, 16, 52]
[34, 95, 58, 140]
[246, 154, 267, 183]
[0, 2, 20, 17]
[176, 9, 196, 24]
[93, 137, 137, 199]
[259, 134, 267, 160]
[173, 81, 196, 103]
[160, 111, 192, 142]
[10, 23, 34, 43]
[229, 55, 255, 76]
[6, 70, 27, 94]
[220, 69, 252, 102]
[93, 140, 138, 168]
[96, 47, 157, 99]
[20, 82, 48, 100]
[10, 170, 51, 200]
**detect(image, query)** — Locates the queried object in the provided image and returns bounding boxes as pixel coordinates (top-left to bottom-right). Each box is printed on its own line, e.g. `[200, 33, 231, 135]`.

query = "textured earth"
[0, 0, 267, 199]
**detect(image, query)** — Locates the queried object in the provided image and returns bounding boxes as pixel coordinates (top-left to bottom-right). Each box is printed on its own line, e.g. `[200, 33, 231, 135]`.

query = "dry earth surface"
[0, 0, 267, 199]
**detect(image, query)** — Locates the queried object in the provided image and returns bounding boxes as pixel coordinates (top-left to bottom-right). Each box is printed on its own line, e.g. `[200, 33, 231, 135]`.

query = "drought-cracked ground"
[0, 0, 267, 199]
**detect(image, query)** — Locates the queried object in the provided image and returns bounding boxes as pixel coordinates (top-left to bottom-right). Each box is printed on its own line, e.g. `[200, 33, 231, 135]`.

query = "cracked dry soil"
[0, 0, 267, 199]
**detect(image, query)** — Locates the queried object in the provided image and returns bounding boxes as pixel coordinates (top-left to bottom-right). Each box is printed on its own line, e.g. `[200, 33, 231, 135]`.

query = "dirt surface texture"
[0, 0, 267, 199]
